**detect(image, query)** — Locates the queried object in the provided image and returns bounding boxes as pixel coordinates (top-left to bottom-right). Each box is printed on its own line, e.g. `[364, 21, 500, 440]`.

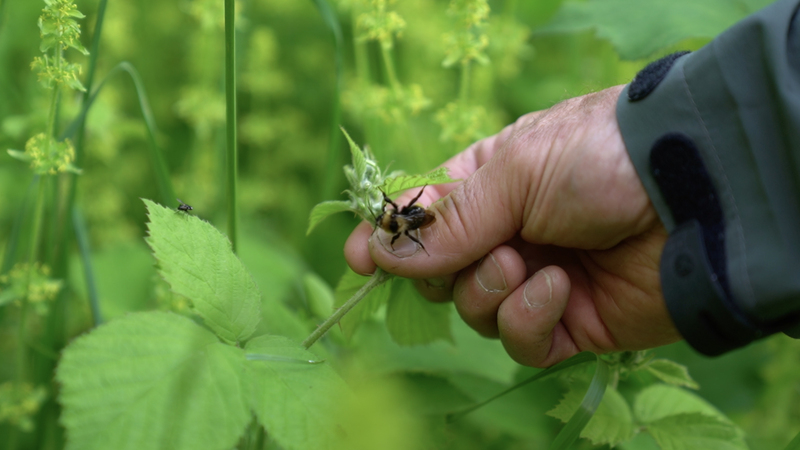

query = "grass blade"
[72, 207, 103, 326]
[310, 0, 344, 199]
[225, 0, 239, 253]
[548, 355, 609, 450]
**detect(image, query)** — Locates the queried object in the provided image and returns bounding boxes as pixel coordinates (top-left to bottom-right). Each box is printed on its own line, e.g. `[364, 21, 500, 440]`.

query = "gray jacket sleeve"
[616, 0, 800, 355]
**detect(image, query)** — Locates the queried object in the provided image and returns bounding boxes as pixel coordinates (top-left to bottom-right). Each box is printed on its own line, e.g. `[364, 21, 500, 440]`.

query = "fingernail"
[372, 229, 420, 258]
[476, 253, 507, 293]
[424, 277, 446, 289]
[523, 270, 552, 309]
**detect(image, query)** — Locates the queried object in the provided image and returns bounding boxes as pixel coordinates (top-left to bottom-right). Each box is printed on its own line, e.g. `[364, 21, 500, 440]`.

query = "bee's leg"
[381, 190, 400, 211]
[404, 230, 430, 256]
[407, 185, 427, 207]
[390, 233, 401, 250]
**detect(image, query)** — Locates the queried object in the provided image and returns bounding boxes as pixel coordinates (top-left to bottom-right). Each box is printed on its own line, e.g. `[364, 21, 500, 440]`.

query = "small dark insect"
[176, 198, 193, 213]
[374, 186, 436, 256]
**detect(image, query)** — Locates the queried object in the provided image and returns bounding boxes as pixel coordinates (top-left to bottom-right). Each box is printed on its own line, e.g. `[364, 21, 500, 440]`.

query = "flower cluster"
[357, 0, 406, 50]
[435, 101, 488, 145]
[0, 382, 48, 432]
[344, 82, 431, 124]
[8, 133, 81, 175]
[0, 262, 64, 315]
[31, 0, 89, 91]
[442, 0, 490, 67]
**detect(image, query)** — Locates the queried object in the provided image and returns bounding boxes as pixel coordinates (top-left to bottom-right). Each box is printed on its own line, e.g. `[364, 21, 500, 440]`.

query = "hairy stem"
[302, 268, 393, 349]
[225, 0, 239, 253]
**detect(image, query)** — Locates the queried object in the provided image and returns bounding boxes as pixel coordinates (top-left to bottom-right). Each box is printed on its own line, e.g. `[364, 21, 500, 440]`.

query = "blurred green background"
[0, 0, 798, 449]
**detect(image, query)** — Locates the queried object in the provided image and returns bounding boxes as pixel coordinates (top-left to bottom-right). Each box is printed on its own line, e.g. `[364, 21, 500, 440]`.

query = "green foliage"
[57, 312, 251, 450]
[538, 0, 773, 60]
[0, 0, 794, 448]
[144, 199, 260, 344]
[385, 278, 452, 345]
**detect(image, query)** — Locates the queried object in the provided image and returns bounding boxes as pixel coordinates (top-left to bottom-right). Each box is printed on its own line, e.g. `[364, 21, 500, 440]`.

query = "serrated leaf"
[306, 200, 352, 235]
[380, 167, 458, 196]
[341, 127, 367, 181]
[334, 268, 391, 339]
[646, 413, 748, 450]
[57, 312, 250, 450]
[385, 279, 452, 346]
[143, 199, 260, 344]
[548, 384, 634, 446]
[645, 359, 699, 389]
[246, 335, 350, 450]
[634, 384, 734, 425]
[537, 0, 772, 60]
[303, 273, 334, 319]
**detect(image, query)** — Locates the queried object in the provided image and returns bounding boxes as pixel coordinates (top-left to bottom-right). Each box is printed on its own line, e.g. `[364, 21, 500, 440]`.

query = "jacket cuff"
[616, 0, 800, 355]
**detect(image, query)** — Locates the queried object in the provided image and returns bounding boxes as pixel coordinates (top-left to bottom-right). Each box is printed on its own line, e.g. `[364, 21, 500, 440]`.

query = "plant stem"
[458, 60, 472, 104]
[302, 268, 393, 349]
[380, 44, 401, 92]
[18, 178, 46, 383]
[225, 0, 239, 253]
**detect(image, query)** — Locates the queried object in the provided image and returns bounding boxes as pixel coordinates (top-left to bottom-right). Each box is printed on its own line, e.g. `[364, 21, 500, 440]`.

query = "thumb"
[368, 143, 532, 278]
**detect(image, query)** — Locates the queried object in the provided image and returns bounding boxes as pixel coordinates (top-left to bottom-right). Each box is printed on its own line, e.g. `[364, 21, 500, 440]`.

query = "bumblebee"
[176, 198, 193, 213]
[375, 186, 436, 255]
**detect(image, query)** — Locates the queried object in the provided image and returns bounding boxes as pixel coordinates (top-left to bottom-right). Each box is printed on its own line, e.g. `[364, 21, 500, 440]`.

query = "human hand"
[345, 85, 682, 367]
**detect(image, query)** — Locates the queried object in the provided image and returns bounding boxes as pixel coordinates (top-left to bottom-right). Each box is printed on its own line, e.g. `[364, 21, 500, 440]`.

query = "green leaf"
[306, 200, 352, 235]
[537, 0, 772, 60]
[634, 384, 734, 425]
[143, 199, 260, 344]
[7, 149, 31, 162]
[57, 312, 250, 450]
[385, 278, 453, 346]
[380, 167, 458, 196]
[646, 413, 748, 450]
[341, 126, 367, 181]
[645, 358, 699, 389]
[334, 268, 391, 339]
[303, 273, 335, 319]
[246, 335, 350, 450]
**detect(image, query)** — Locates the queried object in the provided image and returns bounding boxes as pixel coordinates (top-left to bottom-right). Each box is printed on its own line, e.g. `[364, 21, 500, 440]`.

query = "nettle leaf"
[57, 312, 250, 450]
[548, 384, 634, 446]
[334, 268, 391, 339]
[645, 358, 699, 389]
[246, 335, 350, 450]
[144, 199, 260, 344]
[646, 413, 748, 450]
[634, 384, 735, 425]
[537, 0, 772, 60]
[306, 200, 352, 235]
[341, 126, 367, 181]
[381, 167, 458, 197]
[385, 278, 453, 346]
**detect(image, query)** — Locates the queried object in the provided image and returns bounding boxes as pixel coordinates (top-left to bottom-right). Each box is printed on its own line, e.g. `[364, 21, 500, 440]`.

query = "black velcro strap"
[650, 132, 730, 298]
[628, 51, 690, 101]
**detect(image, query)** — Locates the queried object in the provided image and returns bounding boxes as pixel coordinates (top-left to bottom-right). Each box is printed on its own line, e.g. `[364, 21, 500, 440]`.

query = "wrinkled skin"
[345, 86, 681, 368]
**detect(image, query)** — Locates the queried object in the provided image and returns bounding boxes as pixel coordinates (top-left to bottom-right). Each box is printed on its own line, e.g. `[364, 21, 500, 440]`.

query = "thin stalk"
[302, 268, 393, 349]
[310, 0, 344, 199]
[380, 44, 401, 92]
[458, 60, 472, 104]
[225, 0, 239, 253]
[17, 179, 46, 384]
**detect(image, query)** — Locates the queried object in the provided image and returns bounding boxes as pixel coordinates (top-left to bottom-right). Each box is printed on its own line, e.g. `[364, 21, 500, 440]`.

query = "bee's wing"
[420, 212, 436, 228]
[177, 198, 184, 205]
